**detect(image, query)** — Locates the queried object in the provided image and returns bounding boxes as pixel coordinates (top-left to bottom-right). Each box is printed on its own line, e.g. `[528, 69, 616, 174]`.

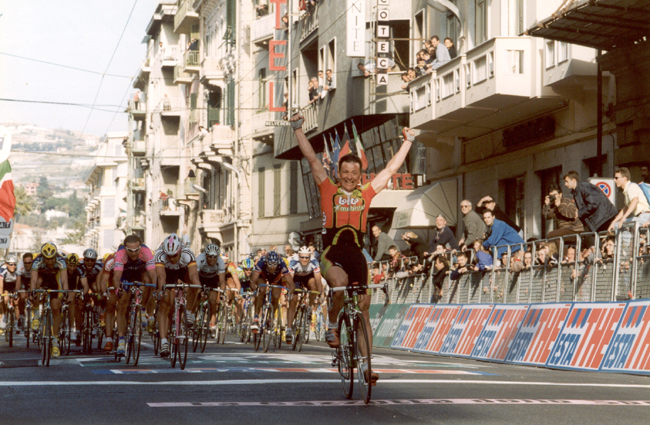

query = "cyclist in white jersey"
[195, 244, 226, 336]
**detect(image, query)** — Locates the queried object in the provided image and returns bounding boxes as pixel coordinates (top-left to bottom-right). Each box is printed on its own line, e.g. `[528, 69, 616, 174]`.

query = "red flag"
[339, 125, 352, 158]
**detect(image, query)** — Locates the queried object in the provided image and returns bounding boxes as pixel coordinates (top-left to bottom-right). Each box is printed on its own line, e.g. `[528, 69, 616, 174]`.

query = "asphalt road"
[1, 328, 650, 424]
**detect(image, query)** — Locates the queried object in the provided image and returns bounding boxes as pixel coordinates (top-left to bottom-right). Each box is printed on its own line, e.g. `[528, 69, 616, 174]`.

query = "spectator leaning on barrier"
[427, 215, 459, 254]
[563, 170, 618, 233]
[608, 167, 650, 231]
[473, 239, 493, 271]
[431, 255, 450, 302]
[401, 231, 428, 264]
[482, 209, 525, 259]
[450, 252, 471, 280]
[459, 200, 487, 250]
[542, 183, 584, 255]
[372, 225, 393, 262]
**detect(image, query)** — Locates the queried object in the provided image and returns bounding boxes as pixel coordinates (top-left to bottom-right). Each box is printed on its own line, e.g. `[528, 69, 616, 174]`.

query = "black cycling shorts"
[320, 244, 368, 288]
[165, 267, 190, 286]
[3, 280, 17, 293]
[199, 274, 220, 289]
[293, 272, 315, 289]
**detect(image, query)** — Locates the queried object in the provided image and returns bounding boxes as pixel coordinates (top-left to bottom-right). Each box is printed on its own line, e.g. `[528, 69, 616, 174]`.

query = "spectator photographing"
[542, 183, 584, 255]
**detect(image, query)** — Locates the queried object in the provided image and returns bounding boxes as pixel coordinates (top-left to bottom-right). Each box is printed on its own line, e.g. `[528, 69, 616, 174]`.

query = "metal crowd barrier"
[369, 222, 650, 305]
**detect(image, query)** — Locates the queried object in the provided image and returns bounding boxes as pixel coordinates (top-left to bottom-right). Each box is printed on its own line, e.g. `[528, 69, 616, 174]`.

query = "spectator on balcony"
[459, 200, 487, 251]
[400, 72, 411, 91]
[563, 170, 617, 235]
[357, 62, 372, 77]
[159, 190, 169, 210]
[307, 79, 319, 104]
[482, 209, 525, 259]
[163, 94, 171, 111]
[133, 90, 141, 110]
[609, 167, 650, 231]
[542, 184, 584, 255]
[415, 58, 430, 77]
[444, 38, 457, 59]
[255, 3, 268, 18]
[372, 225, 393, 262]
[430, 35, 451, 69]
[324, 69, 335, 91]
[281, 14, 289, 29]
[426, 215, 460, 256]
[318, 70, 324, 85]
[641, 165, 650, 184]
[477, 195, 522, 235]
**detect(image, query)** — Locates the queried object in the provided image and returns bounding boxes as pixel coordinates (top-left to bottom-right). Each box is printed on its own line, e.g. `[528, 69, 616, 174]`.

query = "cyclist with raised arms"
[289, 246, 323, 314]
[155, 233, 201, 358]
[195, 244, 226, 337]
[0, 255, 19, 332]
[30, 242, 71, 358]
[290, 113, 414, 386]
[109, 234, 157, 355]
[65, 253, 90, 346]
[249, 251, 296, 342]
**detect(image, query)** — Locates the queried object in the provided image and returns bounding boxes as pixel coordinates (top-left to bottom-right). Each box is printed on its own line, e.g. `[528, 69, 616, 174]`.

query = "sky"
[0, 0, 157, 137]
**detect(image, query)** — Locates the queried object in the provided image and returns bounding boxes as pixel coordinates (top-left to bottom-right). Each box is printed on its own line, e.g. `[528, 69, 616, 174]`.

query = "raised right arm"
[291, 114, 328, 185]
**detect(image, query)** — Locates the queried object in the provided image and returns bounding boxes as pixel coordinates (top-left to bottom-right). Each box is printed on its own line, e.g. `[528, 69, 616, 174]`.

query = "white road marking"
[3, 379, 650, 388]
[148, 399, 650, 407]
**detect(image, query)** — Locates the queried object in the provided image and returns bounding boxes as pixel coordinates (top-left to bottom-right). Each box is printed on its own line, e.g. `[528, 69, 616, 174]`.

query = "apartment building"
[407, 0, 621, 240]
[83, 132, 129, 255]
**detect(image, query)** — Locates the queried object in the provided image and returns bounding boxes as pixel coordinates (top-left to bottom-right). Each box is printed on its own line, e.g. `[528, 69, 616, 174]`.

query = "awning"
[390, 179, 457, 229]
[525, 0, 650, 50]
[371, 190, 411, 209]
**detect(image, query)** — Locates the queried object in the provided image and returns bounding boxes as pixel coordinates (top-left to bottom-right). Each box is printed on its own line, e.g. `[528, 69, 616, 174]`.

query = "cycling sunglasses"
[126, 247, 141, 253]
[299, 256, 310, 259]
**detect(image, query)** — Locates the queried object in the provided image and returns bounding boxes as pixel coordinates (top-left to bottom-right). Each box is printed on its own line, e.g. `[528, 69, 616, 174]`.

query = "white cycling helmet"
[205, 244, 220, 257]
[5, 254, 17, 264]
[297, 246, 311, 256]
[162, 233, 183, 256]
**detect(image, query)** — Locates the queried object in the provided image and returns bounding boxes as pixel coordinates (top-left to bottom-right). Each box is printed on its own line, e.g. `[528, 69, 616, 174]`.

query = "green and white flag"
[0, 133, 15, 248]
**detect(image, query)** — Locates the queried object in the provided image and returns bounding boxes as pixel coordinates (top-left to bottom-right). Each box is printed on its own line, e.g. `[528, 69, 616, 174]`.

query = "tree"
[63, 220, 85, 245]
[37, 176, 53, 205]
[14, 186, 36, 218]
[30, 231, 44, 253]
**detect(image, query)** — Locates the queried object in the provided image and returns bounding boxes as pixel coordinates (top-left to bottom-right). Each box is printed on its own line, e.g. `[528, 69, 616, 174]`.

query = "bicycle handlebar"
[122, 281, 157, 288]
[330, 284, 384, 293]
[164, 283, 202, 289]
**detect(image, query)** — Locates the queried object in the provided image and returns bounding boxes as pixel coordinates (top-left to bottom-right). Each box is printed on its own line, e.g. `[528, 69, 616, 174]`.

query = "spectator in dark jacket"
[401, 231, 428, 264]
[476, 195, 521, 234]
[427, 215, 459, 253]
[372, 225, 393, 262]
[543, 184, 584, 256]
[444, 38, 457, 59]
[563, 171, 617, 233]
[459, 200, 487, 250]
[430, 255, 449, 302]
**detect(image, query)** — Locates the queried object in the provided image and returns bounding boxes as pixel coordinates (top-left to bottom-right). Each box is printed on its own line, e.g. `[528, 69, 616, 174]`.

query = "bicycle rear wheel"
[200, 304, 210, 353]
[355, 316, 372, 404]
[83, 308, 92, 354]
[42, 313, 52, 367]
[8, 311, 14, 348]
[338, 313, 354, 399]
[25, 306, 31, 349]
[170, 316, 177, 368]
[61, 308, 71, 356]
[192, 304, 203, 352]
[298, 308, 309, 352]
[179, 306, 189, 370]
[217, 302, 227, 345]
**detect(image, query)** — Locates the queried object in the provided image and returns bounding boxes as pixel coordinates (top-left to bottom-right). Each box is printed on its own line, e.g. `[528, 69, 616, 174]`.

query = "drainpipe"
[234, 0, 241, 261]
[596, 49, 603, 177]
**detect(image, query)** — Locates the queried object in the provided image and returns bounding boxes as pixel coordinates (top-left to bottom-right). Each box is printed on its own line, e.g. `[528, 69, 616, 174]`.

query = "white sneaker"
[0, 316, 6, 329]
[186, 312, 195, 326]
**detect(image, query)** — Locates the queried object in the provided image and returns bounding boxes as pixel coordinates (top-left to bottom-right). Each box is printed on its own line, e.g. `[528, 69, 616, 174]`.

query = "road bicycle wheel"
[304, 307, 311, 345]
[7, 310, 14, 348]
[25, 306, 31, 349]
[275, 308, 282, 350]
[242, 304, 252, 344]
[262, 304, 274, 353]
[253, 308, 262, 351]
[337, 313, 354, 399]
[42, 313, 52, 367]
[83, 308, 92, 354]
[200, 304, 210, 353]
[217, 302, 227, 345]
[61, 308, 71, 356]
[292, 307, 303, 351]
[170, 316, 178, 368]
[314, 311, 323, 342]
[355, 315, 373, 404]
[192, 304, 203, 352]
[126, 309, 134, 365]
[179, 306, 189, 370]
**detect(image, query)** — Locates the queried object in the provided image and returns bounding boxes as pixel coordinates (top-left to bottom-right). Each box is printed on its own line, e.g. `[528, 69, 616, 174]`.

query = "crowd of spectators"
[367, 167, 650, 303]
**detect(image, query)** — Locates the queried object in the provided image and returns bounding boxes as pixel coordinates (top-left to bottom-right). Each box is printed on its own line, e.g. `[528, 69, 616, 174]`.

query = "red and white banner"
[411, 305, 462, 354]
[600, 299, 650, 374]
[504, 303, 572, 366]
[439, 304, 494, 357]
[391, 305, 434, 350]
[546, 302, 626, 371]
[471, 304, 529, 361]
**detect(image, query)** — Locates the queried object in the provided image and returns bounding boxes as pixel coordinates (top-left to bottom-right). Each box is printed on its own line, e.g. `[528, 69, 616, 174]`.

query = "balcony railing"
[302, 102, 318, 133]
[183, 50, 200, 72]
[131, 178, 145, 191]
[157, 198, 180, 215]
[174, 0, 198, 34]
[128, 99, 146, 114]
[160, 46, 178, 65]
[174, 64, 193, 83]
[299, 3, 319, 43]
[251, 13, 275, 44]
[200, 208, 231, 228]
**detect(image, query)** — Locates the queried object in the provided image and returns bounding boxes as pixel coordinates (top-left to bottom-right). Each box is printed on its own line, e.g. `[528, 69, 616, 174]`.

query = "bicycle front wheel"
[133, 309, 143, 366]
[200, 304, 210, 353]
[170, 316, 177, 368]
[42, 313, 52, 367]
[61, 308, 71, 356]
[125, 310, 135, 365]
[338, 313, 354, 399]
[7, 310, 14, 347]
[83, 308, 92, 354]
[262, 304, 274, 353]
[355, 315, 373, 404]
[217, 302, 227, 345]
[192, 305, 203, 353]
[179, 306, 189, 370]
[25, 306, 31, 349]
[292, 307, 303, 351]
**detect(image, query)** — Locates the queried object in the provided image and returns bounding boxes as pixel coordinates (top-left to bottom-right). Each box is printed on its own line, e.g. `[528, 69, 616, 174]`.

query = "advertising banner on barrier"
[369, 304, 388, 333]
[391, 304, 434, 350]
[471, 304, 529, 361]
[504, 303, 572, 366]
[373, 304, 410, 348]
[439, 304, 494, 357]
[600, 299, 650, 374]
[546, 302, 627, 371]
[412, 305, 462, 354]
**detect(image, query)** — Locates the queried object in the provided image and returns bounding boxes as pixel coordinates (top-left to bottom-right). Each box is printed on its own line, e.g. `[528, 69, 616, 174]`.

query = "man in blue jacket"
[482, 210, 525, 259]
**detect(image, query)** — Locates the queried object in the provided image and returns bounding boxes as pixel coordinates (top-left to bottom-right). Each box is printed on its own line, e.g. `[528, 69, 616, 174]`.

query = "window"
[326, 39, 336, 89]
[516, 0, 525, 35]
[545, 40, 555, 69]
[475, 0, 487, 46]
[273, 164, 282, 215]
[413, 9, 426, 66]
[289, 161, 298, 214]
[207, 87, 221, 127]
[474, 55, 487, 83]
[258, 68, 267, 110]
[500, 175, 525, 234]
[226, 81, 235, 126]
[189, 92, 197, 124]
[506, 50, 524, 74]
[258, 167, 265, 217]
[558, 42, 568, 63]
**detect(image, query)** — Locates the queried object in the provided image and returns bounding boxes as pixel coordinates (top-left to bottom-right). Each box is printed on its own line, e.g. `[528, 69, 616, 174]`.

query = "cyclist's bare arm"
[146, 268, 158, 289]
[314, 272, 323, 293]
[16, 275, 22, 291]
[30, 270, 38, 291]
[371, 127, 415, 193]
[291, 113, 328, 185]
[230, 272, 241, 291]
[80, 276, 90, 294]
[156, 266, 167, 291]
[284, 274, 296, 293]
[188, 264, 201, 286]
[219, 272, 226, 291]
[112, 270, 124, 291]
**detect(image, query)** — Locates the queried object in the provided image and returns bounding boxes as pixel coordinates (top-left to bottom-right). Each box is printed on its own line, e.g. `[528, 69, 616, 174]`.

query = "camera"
[548, 194, 556, 203]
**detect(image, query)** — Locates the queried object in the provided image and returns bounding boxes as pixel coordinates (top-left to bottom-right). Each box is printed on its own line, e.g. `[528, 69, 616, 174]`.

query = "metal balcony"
[173, 0, 198, 34]
[251, 110, 276, 140]
[183, 50, 200, 73]
[161, 46, 178, 68]
[299, 3, 319, 44]
[251, 14, 275, 45]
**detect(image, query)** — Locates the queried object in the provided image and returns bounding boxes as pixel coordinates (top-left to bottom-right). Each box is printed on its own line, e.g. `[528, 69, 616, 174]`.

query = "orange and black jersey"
[318, 178, 376, 249]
